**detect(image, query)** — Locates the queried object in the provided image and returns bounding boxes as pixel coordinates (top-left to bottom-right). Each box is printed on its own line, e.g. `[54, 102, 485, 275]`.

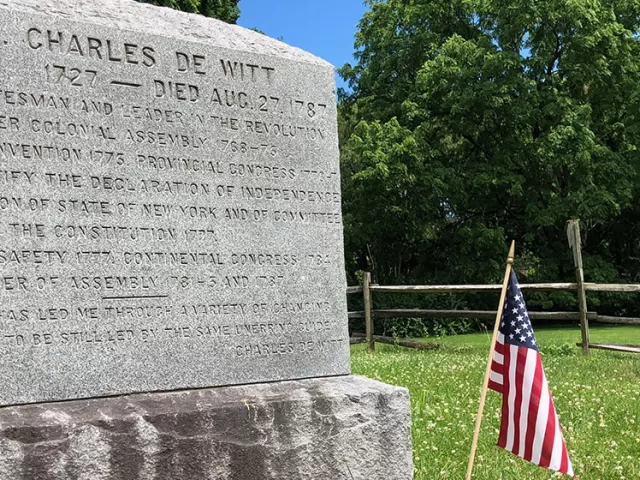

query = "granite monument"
[0, 0, 349, 406]
[0, 1, 414, 478]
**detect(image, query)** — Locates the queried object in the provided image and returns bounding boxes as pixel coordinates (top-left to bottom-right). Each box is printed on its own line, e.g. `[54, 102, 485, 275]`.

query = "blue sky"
[238, 0, 368, 89]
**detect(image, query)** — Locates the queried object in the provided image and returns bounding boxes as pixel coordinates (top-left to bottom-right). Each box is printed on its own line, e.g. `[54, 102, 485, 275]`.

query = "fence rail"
[348, 282, 640, 353]
[347, 220, 639, 355]
[367, 283, 578, 293]
[350, 283, 640, 294]
[348, 309, 598, 321]
[582, 343, 640, 353]
[594, 315, 640, 325]
[346, 286, 363, 295]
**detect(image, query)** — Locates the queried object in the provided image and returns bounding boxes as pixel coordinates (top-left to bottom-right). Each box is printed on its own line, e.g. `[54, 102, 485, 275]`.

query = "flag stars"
[502, 273, 540, 352]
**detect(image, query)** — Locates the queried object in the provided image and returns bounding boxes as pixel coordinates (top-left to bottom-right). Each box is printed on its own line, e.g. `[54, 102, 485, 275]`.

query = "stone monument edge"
[0, 376, 414, 479]
[0, 0, 337, 69]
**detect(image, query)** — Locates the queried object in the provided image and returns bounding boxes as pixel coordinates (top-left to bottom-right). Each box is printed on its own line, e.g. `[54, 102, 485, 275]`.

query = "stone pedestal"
[0, 376, 413, 479]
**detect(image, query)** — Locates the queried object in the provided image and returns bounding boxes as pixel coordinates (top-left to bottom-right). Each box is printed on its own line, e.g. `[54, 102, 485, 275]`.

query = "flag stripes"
[488, 270, 574, 477]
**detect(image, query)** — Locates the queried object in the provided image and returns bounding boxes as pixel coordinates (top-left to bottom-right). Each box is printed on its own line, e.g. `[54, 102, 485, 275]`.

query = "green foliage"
[383, 316, 475, 338]
[135, 0, 240, 23]
[540, 342, 577, 356]
[341, 0, 640, 318]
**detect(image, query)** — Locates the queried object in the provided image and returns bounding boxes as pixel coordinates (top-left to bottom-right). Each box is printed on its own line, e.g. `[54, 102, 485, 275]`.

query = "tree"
[136, 0, 240, 23]
[340, 0, 640, 315]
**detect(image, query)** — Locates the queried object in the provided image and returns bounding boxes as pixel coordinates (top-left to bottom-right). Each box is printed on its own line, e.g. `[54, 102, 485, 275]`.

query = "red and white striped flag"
[488, 270, 575, 476]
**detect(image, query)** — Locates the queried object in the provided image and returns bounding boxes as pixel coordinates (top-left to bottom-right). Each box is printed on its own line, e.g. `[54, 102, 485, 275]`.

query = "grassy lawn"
[351, 326, 640, 479]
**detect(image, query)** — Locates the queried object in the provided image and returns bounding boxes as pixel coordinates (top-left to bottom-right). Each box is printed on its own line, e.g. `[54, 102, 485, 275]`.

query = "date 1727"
[45, 64, 97, 88]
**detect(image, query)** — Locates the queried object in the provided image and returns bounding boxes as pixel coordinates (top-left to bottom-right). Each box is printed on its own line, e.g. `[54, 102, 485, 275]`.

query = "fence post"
[568, 220, 590, 355]
[363, 272, 374, 353]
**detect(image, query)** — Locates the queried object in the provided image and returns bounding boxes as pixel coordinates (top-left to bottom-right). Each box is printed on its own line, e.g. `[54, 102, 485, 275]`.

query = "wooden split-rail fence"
[347, 221, 640, 355]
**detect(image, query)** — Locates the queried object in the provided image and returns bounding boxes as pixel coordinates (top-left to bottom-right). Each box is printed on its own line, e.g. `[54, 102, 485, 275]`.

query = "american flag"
[488, 270, 575, 477]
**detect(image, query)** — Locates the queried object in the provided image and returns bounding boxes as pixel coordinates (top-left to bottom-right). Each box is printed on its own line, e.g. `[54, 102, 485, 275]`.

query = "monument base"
[0, 376, 413, 480]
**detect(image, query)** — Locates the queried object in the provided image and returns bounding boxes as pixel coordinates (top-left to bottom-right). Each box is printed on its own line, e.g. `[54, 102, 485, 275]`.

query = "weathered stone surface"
[0, 0, 349, 406]
[0, 376, 414, 480]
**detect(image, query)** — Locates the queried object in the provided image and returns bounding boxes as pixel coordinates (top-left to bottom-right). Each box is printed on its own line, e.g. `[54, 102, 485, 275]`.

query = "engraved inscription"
[0, 8, 347, 406]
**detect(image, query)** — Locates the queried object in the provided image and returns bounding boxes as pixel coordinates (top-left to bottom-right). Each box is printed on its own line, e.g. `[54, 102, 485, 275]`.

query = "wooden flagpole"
[465, 241, 515, 480]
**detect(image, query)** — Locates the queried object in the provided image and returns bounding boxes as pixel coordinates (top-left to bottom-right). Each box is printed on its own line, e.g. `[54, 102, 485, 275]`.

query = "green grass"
[351, 326, 640, 479]
[432, 324, 640, 349]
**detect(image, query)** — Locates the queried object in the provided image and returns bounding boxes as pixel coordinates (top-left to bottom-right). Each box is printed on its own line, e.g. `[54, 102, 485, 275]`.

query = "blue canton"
[499, 270, 539, 351]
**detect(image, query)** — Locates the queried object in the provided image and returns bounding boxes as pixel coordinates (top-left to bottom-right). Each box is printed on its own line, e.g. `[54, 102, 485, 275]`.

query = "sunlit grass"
[351, 326, 640, 479]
